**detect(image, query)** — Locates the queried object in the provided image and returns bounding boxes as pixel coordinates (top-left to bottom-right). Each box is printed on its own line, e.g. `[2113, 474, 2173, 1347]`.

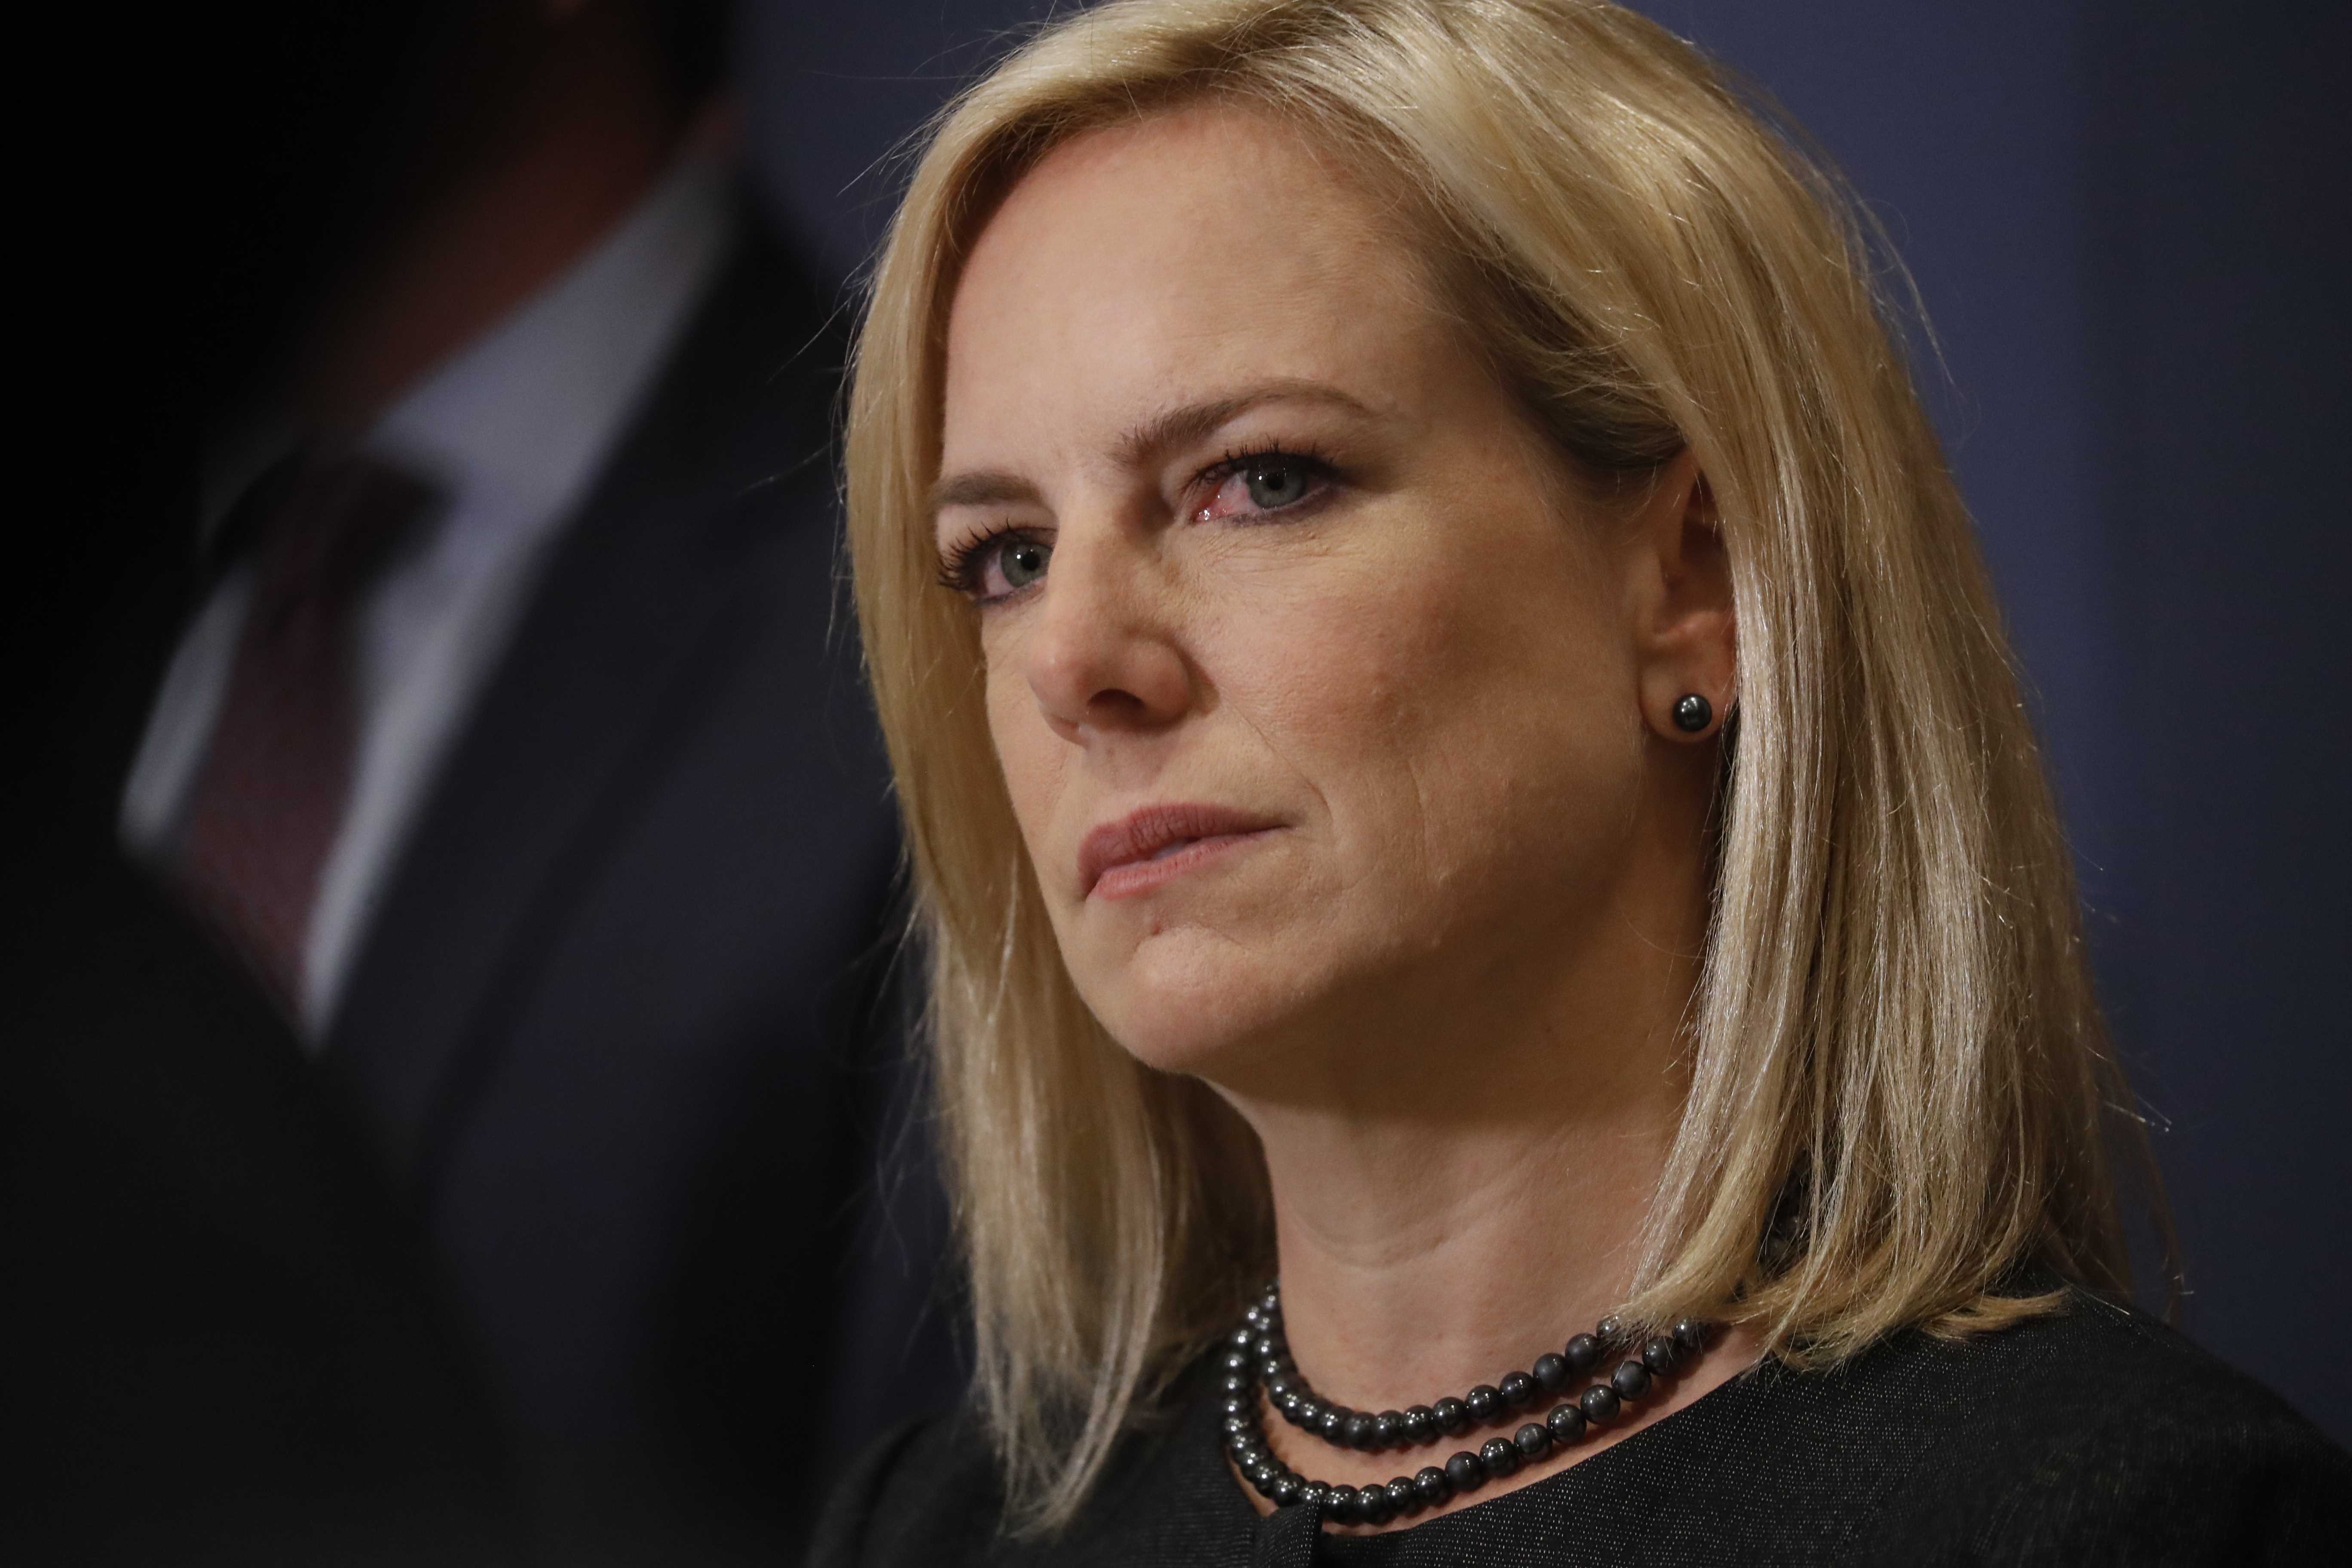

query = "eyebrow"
[928, 470, 1041, 512]
[1110, 380, 1377, 468]
[927, 379, 1378, 518]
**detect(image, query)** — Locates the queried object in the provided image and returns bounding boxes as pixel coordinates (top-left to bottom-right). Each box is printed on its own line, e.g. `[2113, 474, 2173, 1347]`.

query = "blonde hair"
[845, 0, 2152, 1533]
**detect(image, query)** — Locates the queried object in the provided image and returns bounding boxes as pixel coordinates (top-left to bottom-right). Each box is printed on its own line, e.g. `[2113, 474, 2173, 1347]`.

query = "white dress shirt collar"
[364, 150, 735, 527]
[126, 150, 739, 1040]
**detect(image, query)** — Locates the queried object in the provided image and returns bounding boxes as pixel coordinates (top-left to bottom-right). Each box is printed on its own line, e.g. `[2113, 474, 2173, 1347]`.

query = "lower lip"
[1090, 830, 1273, 901]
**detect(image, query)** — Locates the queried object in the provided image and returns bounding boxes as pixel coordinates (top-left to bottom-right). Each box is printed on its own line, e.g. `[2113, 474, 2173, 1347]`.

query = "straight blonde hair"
[844, 0, 2152, 1534]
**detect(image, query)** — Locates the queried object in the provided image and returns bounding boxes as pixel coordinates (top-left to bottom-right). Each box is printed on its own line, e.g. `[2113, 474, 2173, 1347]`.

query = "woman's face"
[937, 107, 1702, 1089]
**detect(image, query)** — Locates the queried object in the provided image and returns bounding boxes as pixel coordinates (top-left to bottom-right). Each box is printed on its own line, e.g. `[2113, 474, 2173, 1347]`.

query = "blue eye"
[939, 529, 1052, 603]
[999, 536, 1051, 589]
[1197, 446, 1337, 522]
[1243, 458, 1313, 509]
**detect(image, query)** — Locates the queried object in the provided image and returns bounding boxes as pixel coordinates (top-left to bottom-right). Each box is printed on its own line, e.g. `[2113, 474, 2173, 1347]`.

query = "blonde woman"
[812, 1, 2350, 1560]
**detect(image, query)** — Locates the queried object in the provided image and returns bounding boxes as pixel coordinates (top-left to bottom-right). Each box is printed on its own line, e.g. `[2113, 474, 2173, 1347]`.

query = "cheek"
[1218, 511, 1637, 896]
[983, 649, 1063, 859]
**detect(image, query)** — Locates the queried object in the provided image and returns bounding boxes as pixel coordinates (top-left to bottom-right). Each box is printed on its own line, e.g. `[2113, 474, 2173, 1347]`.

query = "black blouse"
[808, 1289, 2351, 1566]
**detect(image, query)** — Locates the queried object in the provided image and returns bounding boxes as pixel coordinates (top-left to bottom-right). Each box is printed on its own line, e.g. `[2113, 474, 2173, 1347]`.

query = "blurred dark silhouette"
[5, 3, 953, 1564]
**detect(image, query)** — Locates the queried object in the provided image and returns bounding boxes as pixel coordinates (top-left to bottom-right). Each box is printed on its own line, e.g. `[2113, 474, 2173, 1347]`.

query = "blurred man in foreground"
[6, 3, 949, 1562]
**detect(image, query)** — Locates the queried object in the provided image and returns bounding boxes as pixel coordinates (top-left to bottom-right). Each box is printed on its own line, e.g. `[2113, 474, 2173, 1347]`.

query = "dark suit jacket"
[3, 215, 953, 1567]
[323, 217, 957, 1561]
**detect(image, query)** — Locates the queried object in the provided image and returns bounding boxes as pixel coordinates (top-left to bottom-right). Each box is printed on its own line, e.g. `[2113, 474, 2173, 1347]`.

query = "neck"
[1219, 746, 1717, 1415]
[1241, 975, 1690, 1418]
[296, 12, 704, 431]
[1211, 746, 1767, 1522]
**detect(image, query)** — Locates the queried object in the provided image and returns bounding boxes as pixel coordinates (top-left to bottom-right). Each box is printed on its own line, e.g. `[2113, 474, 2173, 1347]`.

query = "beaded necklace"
[1220, 1284, 1718, 1528]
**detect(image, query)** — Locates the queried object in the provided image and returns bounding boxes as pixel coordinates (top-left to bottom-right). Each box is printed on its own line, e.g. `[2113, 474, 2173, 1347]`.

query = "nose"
[1019, 522, 1194, 744]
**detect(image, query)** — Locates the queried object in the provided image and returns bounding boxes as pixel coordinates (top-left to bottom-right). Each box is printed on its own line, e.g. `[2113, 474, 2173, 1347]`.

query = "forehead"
[940, 104, 1442, 466]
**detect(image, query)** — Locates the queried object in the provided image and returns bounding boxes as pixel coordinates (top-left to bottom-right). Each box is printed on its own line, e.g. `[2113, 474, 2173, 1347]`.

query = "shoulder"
[1828, 1292, 2352, 1564]
[805, 1409, 1007, 1568]
[803, 1386, 1256, 1568]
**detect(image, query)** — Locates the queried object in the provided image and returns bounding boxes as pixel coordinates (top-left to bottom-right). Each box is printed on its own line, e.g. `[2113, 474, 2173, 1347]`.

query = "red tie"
[173, 452, 440, 1013]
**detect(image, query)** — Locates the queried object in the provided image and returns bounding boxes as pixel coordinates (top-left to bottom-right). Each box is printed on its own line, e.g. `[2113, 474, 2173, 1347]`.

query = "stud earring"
[1671, 693, 1714, 734]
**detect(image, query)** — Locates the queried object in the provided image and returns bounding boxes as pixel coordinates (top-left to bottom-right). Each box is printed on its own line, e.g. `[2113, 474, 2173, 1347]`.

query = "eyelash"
[1220, 440, 1325, 469]
[934, 442, 1338, 600]
[1203, 441, 1337, 507]
[935, 528, 1031, 597]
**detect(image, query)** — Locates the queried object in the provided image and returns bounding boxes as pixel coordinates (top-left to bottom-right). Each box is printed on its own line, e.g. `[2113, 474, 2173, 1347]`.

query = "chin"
[1077, 920, 1452, 1088]
[1073, 925, 1322, 1079]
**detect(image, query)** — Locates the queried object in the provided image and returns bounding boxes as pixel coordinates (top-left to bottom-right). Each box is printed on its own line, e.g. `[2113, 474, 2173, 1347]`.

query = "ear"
[1627, 450, 1736, 743]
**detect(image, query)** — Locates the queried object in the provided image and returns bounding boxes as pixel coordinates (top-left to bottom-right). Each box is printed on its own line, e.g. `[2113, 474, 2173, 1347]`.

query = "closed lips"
[1078, 803, 1279, 897]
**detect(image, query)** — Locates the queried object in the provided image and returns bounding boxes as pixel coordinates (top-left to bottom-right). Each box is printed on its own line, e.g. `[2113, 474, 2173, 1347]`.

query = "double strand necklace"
[1219, 1284, 1717, 1528]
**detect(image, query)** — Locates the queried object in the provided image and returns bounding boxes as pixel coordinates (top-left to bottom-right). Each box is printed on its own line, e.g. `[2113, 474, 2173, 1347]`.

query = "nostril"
[1087, 687, 1152, 720]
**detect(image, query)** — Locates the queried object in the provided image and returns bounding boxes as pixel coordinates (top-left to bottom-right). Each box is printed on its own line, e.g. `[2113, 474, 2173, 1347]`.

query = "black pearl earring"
[1671, 693, 1713, 734]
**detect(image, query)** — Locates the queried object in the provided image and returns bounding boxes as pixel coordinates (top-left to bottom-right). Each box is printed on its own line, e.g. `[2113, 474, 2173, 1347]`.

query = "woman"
[812, 0, 2349, 1561]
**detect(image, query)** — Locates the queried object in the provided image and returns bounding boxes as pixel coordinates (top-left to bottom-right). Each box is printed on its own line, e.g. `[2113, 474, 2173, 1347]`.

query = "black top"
[809, 1290, 2352, 1566]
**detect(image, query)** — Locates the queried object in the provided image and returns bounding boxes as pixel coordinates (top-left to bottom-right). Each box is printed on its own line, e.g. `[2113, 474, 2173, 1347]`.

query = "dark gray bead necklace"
[1219, 1284, 1717, 1528]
